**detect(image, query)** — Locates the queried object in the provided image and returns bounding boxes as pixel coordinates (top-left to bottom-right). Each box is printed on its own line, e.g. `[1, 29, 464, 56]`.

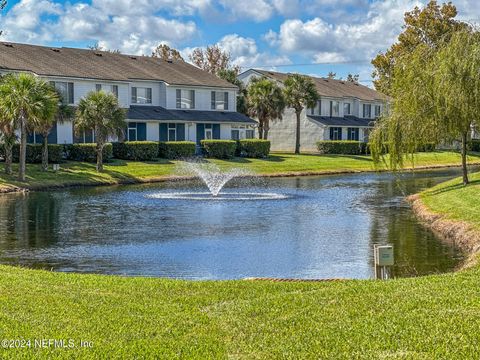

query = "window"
[50, 81, 74, 104]
[176, 89, 195, 109]
[329, 127, 342, 140]
[211, 91, 229, 110]
[127, 122, 146, 141]
[131, 87, 152, 104]
[363, 104, 372, 118]
[96, 84, 118, 98]
[347, 127, 359, 141]
[168, 123, 176, 141]
[205, 128, 213, 139]
[231, 129, 240, 140]
[374, 105, 381, 117]
[330, 101, 339, 117]
[128, 123, 137, 141]
[246, 129, 254, 139]
[343, 102, 351, 115]
[310, 100, 321, 115]
[75, 130, 95, 143]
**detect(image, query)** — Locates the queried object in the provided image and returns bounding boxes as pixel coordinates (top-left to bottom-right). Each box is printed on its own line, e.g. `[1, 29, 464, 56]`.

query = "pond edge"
[407, 194, 480, 270]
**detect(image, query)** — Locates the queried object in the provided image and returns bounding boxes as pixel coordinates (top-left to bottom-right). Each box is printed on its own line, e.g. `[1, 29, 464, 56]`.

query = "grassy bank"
[1, 151, 479, 192]
[1, 264, 480, 358]
[420, 171, 480, 230]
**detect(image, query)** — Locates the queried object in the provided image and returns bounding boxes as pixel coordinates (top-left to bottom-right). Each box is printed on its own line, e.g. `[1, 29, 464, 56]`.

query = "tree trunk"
[18, 113, 27, 182]
[4, 143, 12, 175]
[96, 134, 104, 172]
[42, 135, 49, 172]
[294, 110, 301, 154]
[258, 119, 264, 140]
[461, 131, 469, 186]
[264, 120, 269, 140]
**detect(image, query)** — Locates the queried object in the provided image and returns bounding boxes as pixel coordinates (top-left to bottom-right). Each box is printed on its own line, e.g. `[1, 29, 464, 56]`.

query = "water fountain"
[146, 162, 288, 201]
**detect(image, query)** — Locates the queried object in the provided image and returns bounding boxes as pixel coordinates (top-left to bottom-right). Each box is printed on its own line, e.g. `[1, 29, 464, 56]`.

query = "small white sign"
[375, 245, 394, 266]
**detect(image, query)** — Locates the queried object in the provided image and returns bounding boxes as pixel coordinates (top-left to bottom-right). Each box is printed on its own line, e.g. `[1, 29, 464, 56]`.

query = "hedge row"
[113, 141, 159, 161]
[236, 139, 270, 158]
[0, 144, 64, 163]
[316, 141, 369, 155]
[159, 141, 196, 159]
[201, 140, 237, 159]
[65, 143, 113, 162]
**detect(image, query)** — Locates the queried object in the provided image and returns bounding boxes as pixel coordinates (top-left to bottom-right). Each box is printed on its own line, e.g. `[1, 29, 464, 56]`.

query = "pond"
[0, 168, 467, 279]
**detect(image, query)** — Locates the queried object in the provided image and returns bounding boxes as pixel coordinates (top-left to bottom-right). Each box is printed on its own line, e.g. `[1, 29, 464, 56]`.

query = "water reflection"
[0, 168, 470, 279]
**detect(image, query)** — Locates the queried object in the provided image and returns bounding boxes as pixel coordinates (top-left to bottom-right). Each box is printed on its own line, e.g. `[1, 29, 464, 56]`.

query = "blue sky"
[1, 0, 479, 85]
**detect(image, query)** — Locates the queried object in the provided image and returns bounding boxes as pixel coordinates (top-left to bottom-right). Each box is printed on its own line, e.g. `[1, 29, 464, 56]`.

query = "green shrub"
[469, 139, 480, 152]
[113, 141, 158, 161]
[1, 144, 64, 163]
[316, 141, 368, 155]
[237, 139, 270, 158]
[158, 141, 196, 159]
[201, 140, 237, 159]
[66, 143, 113, 162]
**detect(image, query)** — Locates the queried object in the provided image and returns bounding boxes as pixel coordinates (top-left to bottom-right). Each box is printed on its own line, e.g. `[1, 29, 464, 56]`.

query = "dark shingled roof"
[128, 106, 256, 124]
[250, 69, 387, 102]
[0, 42, 237, 89]
[307, 115, 375, 127]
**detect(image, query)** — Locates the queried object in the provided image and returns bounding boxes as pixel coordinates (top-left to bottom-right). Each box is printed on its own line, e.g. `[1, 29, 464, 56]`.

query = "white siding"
[57, 120, 73, 144]
[220, 124, 231, 139]
[185, 123, 196, 143]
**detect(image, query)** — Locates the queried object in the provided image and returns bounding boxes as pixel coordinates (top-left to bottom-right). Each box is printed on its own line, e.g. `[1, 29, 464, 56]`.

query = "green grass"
[1, 155, 480, 358]
[1, 264, 480, 358]
[421, 171, 480, 230]
[1, 151, 479, 192]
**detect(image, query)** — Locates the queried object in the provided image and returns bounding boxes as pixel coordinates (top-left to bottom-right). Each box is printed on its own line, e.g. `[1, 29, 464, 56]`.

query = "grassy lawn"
[421, 171, 480, 230]
[1, 264, 480, 358]
[1, 150, 479, 192]
[0, 159, 479, 358]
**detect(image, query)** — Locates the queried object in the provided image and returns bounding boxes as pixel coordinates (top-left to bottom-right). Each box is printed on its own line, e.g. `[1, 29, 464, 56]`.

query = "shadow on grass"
[317, 154, 373, 162]
[427, 178, 480, 196]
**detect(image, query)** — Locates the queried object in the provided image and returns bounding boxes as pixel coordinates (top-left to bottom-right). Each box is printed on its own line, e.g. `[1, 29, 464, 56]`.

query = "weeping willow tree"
[370, 29, 480, 185]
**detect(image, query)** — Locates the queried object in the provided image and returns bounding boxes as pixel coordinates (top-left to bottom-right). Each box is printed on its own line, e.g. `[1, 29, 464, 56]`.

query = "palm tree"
[36, 103, 71, 171]
[0, 74, 17, 175]
[0, 73, 59, 181]
[247, 77, 285, 139]
[75, 91, 126, 172]
[283, 74, 319, 154]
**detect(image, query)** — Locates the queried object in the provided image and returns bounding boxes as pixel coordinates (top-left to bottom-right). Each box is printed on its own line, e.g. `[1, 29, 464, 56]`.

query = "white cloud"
[1, 0, 197, 54]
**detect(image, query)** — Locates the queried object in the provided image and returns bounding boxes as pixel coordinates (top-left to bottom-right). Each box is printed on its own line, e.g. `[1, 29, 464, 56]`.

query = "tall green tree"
[283, 74, 319, 154]
[247, 77, 285, 140]
[371, 0, 467, 95]
[75, 91, 126, 172]
[370, 29, 480, 186]
[0, 73, 58, 181]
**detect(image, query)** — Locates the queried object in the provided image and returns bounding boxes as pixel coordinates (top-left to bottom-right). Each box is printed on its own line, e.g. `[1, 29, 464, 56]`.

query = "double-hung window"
[363, 104, 372, 118]
[330, 101, 340, 117]
[131, 87, 152, 104]
[330, 127, 342, 140]
[50, 81, 74, 104]
[347, 127, 359, 141]
[310, 100, 321, 115]
[176, 89, 195, 109]
[97, 84, 119, 98]
[374, 105, 381, 117]
[211, 91, 229, 110]
[343, 102, 351, 115]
